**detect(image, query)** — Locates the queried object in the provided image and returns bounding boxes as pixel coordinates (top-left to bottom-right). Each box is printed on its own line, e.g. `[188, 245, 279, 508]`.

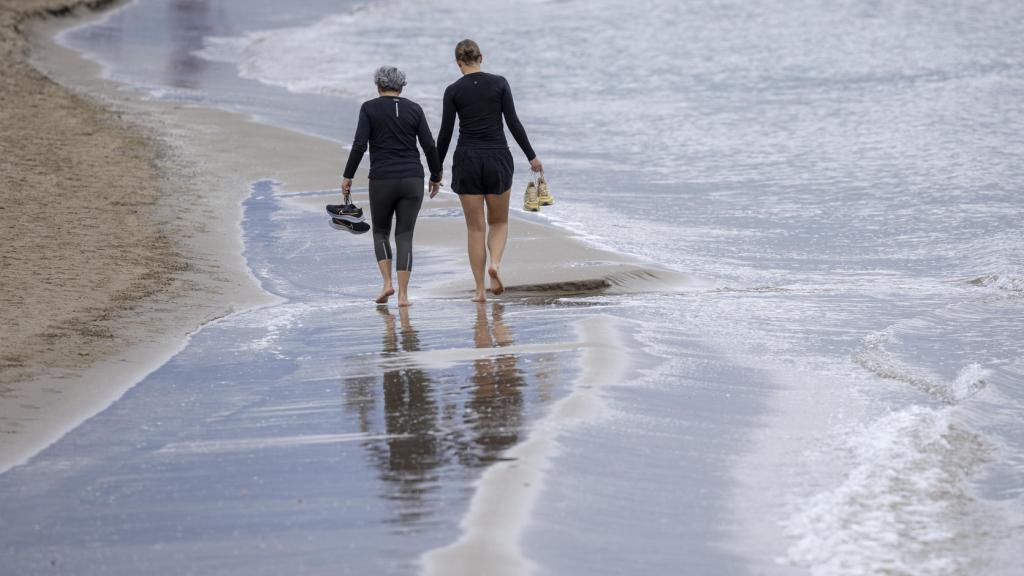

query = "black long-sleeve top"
[343, 96, 442, 182]
[436, 72, 536, 164]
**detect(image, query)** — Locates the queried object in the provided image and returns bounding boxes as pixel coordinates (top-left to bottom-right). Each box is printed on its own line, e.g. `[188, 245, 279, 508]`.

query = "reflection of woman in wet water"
[377, 307, 440, 479]
[347, 305, 528, 519]
[468, 303, 526, 460]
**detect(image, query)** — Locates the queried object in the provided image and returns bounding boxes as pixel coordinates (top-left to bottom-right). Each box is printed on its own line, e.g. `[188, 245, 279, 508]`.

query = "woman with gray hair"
[338, 65, 442, 307]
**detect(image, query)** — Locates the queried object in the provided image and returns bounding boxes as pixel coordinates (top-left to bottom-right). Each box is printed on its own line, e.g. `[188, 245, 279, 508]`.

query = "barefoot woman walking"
[341, 66, 442, 307]
[436, 39, 543, 302]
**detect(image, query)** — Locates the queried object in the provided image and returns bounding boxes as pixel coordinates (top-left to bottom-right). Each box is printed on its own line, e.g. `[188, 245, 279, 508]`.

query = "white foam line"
[420, 315, 626, 576]
[155, 432, 405, 455]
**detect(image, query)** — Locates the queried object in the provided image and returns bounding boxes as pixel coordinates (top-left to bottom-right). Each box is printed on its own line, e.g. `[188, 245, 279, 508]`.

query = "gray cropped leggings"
[369, 177, 424, 271]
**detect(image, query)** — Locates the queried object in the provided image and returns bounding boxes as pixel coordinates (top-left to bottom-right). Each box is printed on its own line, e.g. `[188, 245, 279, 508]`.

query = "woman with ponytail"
[435, 39, 544, 302]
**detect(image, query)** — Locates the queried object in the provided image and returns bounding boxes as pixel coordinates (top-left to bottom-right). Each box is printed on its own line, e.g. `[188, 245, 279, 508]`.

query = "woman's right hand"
[341, 177, 353, 203]
[529, 157, 544, 173]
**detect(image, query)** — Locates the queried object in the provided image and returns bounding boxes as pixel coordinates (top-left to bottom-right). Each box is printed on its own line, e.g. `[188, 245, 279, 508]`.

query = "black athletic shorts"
[451, 147, 514, 195]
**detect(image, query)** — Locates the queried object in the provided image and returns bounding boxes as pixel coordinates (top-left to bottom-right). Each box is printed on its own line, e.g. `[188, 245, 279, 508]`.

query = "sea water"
[16, 0, 1024, 574]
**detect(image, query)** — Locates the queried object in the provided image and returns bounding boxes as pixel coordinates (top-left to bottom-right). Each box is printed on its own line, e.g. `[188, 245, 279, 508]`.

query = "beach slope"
[0, 0, 287, 472]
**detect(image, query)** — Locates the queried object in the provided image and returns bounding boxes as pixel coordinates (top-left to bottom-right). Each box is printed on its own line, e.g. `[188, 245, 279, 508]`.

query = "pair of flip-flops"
[326, 202, 370, 234]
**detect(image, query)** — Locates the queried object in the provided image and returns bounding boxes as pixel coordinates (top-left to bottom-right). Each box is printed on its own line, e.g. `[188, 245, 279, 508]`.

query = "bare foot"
[375, 286, 395, 304]
[397, 293, 411, 307]
[488, 267, 504, 295]
[472, 290, 487, 303]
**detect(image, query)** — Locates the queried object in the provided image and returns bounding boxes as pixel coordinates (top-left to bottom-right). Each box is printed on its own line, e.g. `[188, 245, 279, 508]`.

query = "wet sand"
[2, 0, 690, 479]
[0, 169, 697, 574]
[0, 4, 712, 570]
[0, 1, 339, 472]
[1, 3, 718, 573]
[1, 0, 186, 470]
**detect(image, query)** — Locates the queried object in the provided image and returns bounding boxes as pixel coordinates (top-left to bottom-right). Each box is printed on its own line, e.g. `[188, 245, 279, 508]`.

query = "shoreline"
[422, 315, 626, 575]
[0, 2, 350, 473]
[3, 0, 693, 476]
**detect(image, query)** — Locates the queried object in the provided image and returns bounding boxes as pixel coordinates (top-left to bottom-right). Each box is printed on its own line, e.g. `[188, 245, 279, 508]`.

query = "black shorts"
[451, 147, 514, 195]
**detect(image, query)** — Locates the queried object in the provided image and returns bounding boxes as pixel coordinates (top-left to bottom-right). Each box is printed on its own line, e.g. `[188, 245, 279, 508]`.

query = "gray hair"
[374, 66, 407, 92]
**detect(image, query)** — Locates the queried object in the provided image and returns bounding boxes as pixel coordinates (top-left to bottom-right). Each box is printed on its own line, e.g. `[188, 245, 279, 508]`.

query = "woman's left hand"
[428, 180, 441, 198]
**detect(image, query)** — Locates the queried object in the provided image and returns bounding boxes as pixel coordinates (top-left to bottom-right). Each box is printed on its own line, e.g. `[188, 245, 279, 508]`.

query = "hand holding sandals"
[429, 171, 442, 198]
[341, 177, 353, 204]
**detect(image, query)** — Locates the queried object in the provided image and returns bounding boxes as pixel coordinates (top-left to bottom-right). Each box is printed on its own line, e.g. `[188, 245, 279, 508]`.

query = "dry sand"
[1, 0, 186, 470]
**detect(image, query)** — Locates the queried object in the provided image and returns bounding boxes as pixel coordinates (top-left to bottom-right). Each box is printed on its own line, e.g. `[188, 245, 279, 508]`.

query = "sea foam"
[782, 406, 994, 576]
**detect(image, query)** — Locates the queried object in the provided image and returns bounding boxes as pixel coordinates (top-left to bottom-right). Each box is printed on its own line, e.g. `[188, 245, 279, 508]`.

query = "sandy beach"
[0, 0, 344, 472]
[0, 3, 707, 572]
[1, 0, 195, 470]
[1, 0, 672, 474]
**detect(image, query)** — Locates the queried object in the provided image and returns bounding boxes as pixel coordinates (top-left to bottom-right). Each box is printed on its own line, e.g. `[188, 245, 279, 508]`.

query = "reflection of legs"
[397, 305, 412, 332]
[378, 306, 397, 353]
[369, 180, 398, 304]
[459, 194, 488, 302]
[468, 300, 523, 459]
[485, 190, 511, 295]
[473, 303, 492, 348]
[491, 303, 512, 346]
[379, 305, 417, 350]
[393, 182, 424, 307]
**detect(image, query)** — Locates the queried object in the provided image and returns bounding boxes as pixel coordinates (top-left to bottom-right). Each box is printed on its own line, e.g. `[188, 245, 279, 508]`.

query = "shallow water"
[12, 0, 1024, 573]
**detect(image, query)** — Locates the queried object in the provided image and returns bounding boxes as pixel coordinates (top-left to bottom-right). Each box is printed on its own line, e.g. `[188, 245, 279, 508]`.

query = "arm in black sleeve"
[342, 104, 371, 179]
[436, 85, 457, 165]
[501, 78, 536, 161]
[416, 108, 442, 182]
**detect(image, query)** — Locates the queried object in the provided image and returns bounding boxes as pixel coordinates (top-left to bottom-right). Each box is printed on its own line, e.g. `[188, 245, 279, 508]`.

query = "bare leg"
[376, 259, 395, 304]
[485, 189, 511, 295]
[392, 182, 422, 308]
[397, 270, 412, 307]
[459, 194, 488, 302]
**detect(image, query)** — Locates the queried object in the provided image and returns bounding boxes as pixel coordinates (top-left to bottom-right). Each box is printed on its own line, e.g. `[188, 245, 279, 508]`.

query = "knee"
[394, 230, 413, 247]
[487, 214, 508, 227]
[466, 220, 486, 235]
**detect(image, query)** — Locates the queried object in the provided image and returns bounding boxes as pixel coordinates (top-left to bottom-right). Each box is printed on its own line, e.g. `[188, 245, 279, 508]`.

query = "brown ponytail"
[455, 39, 482, 64]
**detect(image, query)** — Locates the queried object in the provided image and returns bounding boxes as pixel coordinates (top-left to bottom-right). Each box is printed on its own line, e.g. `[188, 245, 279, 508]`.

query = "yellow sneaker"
[523, 181, 540, 212]
[537, 174, 554, 206]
